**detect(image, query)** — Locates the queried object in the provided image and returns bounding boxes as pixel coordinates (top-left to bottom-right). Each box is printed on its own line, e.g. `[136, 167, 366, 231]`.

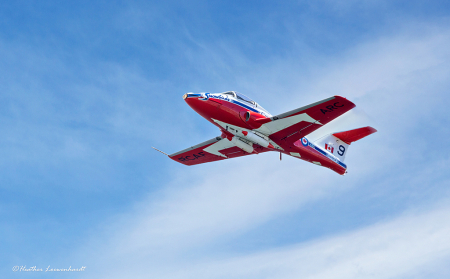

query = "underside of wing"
[256, 96, 356, 147]
[169, 136, 271, 166]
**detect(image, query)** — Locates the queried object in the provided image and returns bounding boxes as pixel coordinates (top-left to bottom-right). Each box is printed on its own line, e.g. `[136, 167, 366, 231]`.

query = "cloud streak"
[64, 20, 450, 279]
[164, 203, 450, 279]
[3, 2, 450, 279]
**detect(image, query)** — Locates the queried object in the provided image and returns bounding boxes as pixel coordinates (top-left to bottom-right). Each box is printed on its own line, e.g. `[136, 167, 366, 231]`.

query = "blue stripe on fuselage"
[187, 93, 202, 98]
[308, 141, 347, 169]
[194, 93, 270, 117]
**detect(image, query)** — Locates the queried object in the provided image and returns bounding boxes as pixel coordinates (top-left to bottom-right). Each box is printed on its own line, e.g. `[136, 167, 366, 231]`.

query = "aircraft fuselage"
[182, 91, 349, 175]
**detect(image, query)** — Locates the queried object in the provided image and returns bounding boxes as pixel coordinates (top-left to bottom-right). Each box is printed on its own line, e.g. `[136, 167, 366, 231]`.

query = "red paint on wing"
[270, 96, 356, 148]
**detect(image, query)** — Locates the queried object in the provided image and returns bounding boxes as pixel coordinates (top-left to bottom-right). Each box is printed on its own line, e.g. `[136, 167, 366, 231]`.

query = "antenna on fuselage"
[280, 152, 282, 161]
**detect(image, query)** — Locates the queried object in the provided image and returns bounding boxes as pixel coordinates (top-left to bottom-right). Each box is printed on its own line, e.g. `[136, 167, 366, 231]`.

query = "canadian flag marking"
[325, 143, 334, 153]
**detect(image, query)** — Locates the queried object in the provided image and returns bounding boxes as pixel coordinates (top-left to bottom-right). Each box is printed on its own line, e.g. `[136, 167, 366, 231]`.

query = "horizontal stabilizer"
[333, 126, 377, 145]
[314, 126, 377, 162]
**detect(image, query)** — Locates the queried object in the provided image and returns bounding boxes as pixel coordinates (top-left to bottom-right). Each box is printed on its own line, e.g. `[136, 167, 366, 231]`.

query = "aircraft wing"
[256, 96, 356, 147]
[168, 136, 271, 166]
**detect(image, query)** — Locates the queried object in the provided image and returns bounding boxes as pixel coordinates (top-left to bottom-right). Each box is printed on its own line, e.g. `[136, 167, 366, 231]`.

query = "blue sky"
[2, 1, 450, 278]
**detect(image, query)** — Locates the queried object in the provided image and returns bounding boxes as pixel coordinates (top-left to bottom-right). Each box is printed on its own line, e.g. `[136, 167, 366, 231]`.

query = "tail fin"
[314, 126, 377, 162]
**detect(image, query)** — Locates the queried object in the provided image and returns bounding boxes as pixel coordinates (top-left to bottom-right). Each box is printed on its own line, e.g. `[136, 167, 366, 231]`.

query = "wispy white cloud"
[74, 156, 450, 279]
[3, 2, 450, 279]
[160, 203, 450, 279]
[61, 21, 450, 279]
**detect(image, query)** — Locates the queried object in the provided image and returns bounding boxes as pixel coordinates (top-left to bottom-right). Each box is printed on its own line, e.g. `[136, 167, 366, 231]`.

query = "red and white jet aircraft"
[155, 91, 376, 175]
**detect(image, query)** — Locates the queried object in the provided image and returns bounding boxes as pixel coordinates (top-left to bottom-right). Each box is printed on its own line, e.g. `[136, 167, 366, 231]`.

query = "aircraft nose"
[183, 93, 202, 100]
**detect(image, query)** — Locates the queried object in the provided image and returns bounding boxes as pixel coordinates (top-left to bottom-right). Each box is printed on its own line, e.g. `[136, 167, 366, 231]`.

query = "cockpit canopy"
[223, 91, 255, 105]
[221, 91, 271, 117]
